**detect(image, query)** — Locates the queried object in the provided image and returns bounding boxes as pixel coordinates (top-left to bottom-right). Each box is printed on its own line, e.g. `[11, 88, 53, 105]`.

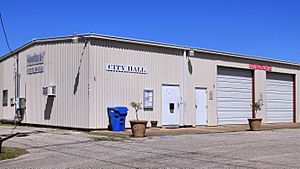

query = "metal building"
[0, 34, 299, 129]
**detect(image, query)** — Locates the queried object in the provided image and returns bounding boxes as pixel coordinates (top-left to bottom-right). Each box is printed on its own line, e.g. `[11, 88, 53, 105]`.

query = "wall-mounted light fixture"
[72, 34, 88, 44]
[71, 36, 79, 43]
[188, 49, 194, 57]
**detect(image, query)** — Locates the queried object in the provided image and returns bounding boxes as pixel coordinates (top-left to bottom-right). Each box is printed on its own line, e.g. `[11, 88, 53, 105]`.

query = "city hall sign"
[106, 63, 148, 74]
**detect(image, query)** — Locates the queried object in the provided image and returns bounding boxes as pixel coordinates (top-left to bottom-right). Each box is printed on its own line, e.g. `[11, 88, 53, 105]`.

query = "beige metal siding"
[0, 56, 16, 119]
[0, 62, 3, 118]
[2, 42, 90, 128]
[254, 70, 267, 122]
[186, 56, 217, 126]
[88, 39, 183, 128]
[188, 52, 300, 126]
[297, 73, 300, 123]
[0, 36, 299, 129]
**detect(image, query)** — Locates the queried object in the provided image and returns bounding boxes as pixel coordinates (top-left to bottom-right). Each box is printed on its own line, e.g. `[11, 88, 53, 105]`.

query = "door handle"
[195, 105, 198, 109]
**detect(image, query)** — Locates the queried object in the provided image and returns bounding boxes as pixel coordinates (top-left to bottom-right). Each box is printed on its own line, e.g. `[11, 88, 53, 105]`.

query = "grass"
[0, 147, 28, 161]
[0, 123, 15, 127]
[87, 132, 130, 141]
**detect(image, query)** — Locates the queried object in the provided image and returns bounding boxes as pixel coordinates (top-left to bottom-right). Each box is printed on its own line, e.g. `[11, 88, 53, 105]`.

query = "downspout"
[87, 38, 90, 128]
[183, 50, 187, 126]
[14, 52, 20, 122]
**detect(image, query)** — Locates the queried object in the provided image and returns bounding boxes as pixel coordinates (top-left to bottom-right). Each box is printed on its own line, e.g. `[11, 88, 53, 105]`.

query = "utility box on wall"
[16, 98, 26, 110]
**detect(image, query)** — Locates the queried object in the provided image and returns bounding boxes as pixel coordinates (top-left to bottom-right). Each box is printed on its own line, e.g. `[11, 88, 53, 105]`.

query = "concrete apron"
[96, 123, 300, 137]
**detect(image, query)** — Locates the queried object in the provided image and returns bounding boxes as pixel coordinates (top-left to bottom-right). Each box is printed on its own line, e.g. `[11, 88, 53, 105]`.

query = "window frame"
[2, 90, 8, 107]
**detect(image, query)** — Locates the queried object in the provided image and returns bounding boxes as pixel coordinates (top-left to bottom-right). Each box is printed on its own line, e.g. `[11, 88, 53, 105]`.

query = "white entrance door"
[162, 85, 180, 125]
[196, 88, 207, 125]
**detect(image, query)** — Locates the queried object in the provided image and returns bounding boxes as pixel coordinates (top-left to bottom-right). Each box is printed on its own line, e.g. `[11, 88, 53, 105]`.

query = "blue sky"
[0, 0, 300, 62]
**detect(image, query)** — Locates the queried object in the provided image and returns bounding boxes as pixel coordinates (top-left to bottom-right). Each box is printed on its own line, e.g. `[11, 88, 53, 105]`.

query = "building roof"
[0, 33, 299, 67]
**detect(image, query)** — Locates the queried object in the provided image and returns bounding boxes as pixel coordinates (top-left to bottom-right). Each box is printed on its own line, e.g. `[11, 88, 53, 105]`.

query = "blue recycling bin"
[107, 107, 128, 132]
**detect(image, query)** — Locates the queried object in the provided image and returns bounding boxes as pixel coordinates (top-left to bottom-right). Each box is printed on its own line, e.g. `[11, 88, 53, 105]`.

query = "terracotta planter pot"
[248, 118, 262, 131]
[130, 120, 148, 137]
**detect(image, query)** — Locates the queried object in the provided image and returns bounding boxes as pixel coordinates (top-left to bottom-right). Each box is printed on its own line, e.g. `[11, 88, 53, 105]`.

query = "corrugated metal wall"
[188, 52, 300, 126]
[21, 42, 89, 128]
[88, 39, 183, 128]
[0, 42, 90, 128]
[0, 62, 3, 118]
[0, 56, 16, 119]
[0, 37, 299, 128]
[0, 62, 3, 119]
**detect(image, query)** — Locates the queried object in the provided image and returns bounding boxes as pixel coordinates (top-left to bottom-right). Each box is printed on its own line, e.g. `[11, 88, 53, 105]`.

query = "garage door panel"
[267, 84, 292, 88]
[267, 102, 293, 107]
[266, 73, 294, 123]
[266, 83, 293, 88]
[267, 92, 293, 96]
[218, 78, 251, 84]
[218, 68, 252, 77]
[266, 87, 293, 93]
[267, 96, 293, 102]
[217, 88, 251, 94]
[267, 106, 293, 110]
[267, 118, 292, 123]
[218, 93, 252, 99]
[218, 101, 252, 106]
[217, 67, 253, 125]
[268, 93, 292, 96]
[218, 109, 252, 114]
[267, 99, 293, 103]
[268, 114, 293, 123]
[218, 96, 251, 101]
[267, 109, 293, 113]
[218, 118, 250, 124]
[267, 79, 293, 83]
[219, 112, 252, 118]
[218, 79, 252, 85]
[267, 73, 293, 81]
[218, 102, 253, 108]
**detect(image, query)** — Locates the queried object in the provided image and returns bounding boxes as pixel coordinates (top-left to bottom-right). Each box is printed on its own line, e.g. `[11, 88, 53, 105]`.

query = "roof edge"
[0, 33, 299, 67]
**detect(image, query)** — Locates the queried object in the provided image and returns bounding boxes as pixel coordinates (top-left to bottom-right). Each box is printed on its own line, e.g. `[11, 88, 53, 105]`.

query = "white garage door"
[217, 67, 253, 124]
[266, 73, 294, 123]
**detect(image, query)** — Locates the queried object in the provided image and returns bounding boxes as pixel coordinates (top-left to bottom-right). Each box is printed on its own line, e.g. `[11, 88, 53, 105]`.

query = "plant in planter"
[248, 100, 263, 131]
[129, 102, 148, 137]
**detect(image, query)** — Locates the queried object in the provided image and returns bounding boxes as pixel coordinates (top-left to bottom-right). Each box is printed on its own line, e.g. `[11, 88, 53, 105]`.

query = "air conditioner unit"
[48, 86, 56, 97]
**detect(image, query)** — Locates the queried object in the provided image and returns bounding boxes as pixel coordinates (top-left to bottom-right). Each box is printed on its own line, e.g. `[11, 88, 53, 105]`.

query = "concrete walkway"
[1, 125, 300, 168]
[93, 123, 300, 137]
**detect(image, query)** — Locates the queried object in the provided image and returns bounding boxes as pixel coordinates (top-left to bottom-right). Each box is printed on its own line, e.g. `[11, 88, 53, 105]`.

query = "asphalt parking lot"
[1, 126, 300, 169]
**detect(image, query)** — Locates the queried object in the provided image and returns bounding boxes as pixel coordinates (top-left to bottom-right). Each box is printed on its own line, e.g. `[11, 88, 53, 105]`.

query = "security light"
[188, 50, 194, 57]
[72, 35, 79, 43]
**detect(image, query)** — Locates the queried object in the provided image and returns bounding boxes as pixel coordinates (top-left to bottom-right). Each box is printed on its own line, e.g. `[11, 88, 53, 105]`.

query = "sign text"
[249, 64, 272, 71]
[106, 64, 147, 74]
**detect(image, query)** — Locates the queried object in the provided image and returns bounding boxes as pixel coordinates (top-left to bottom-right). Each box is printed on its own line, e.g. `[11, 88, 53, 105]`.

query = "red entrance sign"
[249, 64, 272, 71]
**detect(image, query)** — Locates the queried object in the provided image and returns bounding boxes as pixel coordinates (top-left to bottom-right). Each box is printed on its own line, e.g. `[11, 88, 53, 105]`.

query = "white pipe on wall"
[183, 50, 187, 125]
[14, 52, 20, 121]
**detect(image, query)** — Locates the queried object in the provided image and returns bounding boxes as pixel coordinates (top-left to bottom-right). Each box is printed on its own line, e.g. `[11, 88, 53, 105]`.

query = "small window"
[3, 90, 8, 107]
